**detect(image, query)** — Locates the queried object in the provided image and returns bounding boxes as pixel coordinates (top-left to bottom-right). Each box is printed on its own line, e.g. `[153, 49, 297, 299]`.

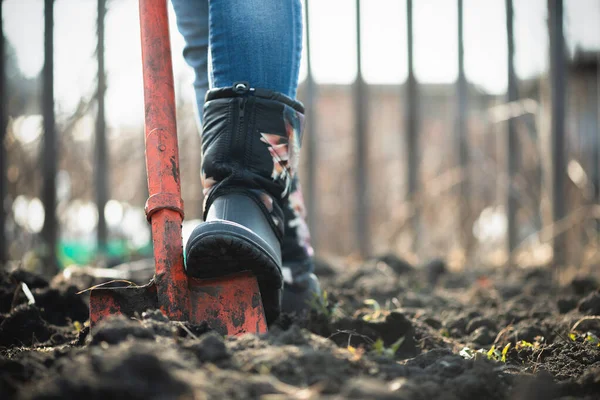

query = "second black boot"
[280, 176, 321, 315]
[185, 83, 305, 324]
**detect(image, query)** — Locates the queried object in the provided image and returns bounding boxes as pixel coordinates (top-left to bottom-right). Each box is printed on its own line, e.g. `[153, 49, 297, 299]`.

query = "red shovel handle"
[139, 0, 189, 320]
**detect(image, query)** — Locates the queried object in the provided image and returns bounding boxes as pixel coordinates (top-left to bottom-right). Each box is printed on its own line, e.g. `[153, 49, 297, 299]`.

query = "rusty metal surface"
[188, 272, 267, 335]
[90, 272, 267, 336]
[89, 283, 158, 326]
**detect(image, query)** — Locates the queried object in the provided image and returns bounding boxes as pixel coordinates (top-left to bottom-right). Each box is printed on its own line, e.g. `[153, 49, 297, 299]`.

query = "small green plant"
[486, 345, 498, 361]
[570, 331, 600, 348]
[371, 336, 406, 358]
[585, 332, 600, 347]
[516, 340, 536, 349]
[501, 343, 511, 362]
[460, 344, 510, 363]
[362, 299, 382, 321]
[309, 290, 332, 318]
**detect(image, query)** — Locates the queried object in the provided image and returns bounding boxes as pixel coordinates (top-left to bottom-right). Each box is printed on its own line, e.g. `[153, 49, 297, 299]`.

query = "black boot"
[185, 83, 304, 324]
[280, 176, 321, 315]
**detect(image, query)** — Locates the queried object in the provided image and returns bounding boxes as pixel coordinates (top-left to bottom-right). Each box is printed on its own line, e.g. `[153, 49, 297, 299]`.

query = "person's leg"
[208, 0, 302, 99]
[170, 0, 209, 116]
[171, 0, 301, 112]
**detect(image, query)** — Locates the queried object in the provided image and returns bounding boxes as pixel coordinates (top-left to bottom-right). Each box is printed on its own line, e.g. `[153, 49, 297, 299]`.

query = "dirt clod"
[557, 296, 578, 314]
[0, 305, 58, 347]
[90, 315, 156, 345]
[578, 290, 600, 315]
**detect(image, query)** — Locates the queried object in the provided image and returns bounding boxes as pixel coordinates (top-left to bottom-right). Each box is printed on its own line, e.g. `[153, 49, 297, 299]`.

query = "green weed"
[371, 336, 406, 358]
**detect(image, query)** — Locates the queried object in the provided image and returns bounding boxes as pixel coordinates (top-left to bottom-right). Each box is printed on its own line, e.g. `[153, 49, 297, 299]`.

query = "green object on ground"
[58, 239, 152, 266]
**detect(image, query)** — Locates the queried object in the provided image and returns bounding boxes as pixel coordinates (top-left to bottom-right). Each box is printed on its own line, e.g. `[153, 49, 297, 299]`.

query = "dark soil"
[1, 259, 600, 399]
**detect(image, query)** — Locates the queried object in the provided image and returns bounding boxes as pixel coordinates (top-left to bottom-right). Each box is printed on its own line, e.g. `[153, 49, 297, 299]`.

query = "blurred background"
[0, 0, 599, 277]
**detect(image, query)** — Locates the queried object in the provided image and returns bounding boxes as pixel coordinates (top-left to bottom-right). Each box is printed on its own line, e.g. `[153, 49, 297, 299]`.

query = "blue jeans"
[171, 0, 303, 118]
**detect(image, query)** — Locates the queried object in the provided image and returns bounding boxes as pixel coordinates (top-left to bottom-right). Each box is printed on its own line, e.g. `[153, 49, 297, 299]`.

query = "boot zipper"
[234, 94, 247, 167]
[231, 82, 250, 169]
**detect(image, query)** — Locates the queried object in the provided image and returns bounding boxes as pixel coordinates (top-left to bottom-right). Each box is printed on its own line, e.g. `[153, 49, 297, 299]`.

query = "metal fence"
[1, 0, 599, 274]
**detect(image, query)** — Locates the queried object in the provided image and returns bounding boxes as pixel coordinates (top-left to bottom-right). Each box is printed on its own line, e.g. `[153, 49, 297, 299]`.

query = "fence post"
[354, 0, 369, 258]
[506, 0, 518, 267]
[95, 0, 108, 258]
[0, 0, 6, 266]
[548, 0, 567, 271]
[405, 0, 420, 252]
[303, 0, 318, 251]
[41, 0, 58, 275]
[594, 53, 600, 237]
[456, 0, 470, 258]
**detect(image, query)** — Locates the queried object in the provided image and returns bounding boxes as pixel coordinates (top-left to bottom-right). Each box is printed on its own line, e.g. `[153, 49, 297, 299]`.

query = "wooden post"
[304, 0, 318, 250]
[506, 0, 519, 266]
[548, 0, 567, 270]
[406, 0, 420, 251]
[95, 0, 108, 258]
[456, 0, 469, 255]
[41, 0, 58, 274]
[0, 0, 7, 266]
[354, 0, 369, 258]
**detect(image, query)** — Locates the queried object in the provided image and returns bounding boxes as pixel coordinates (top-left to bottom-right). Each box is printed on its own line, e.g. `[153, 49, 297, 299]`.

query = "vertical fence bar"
[456, 0, 469, 256]
[406, 0, 419, 251]
[303, 0, 318, 250]
[95, 0, 108, 257]
[0, 0, 7, 266]
[596, 53, 600, 237]
[354, 0, 369, 258]
[506, 0, 518, 267]
[548, 0, 567, 271]
[41, 0, 58, 274]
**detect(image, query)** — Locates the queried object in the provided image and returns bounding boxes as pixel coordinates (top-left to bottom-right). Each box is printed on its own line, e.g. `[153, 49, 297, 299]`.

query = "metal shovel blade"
[89, 282, 158, 327]
[187, 272, 267, 336]
[89, 271, 267, 336]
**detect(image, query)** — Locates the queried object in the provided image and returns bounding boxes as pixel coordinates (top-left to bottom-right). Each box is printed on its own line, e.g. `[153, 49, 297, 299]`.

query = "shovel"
[88, 0, 267, 336]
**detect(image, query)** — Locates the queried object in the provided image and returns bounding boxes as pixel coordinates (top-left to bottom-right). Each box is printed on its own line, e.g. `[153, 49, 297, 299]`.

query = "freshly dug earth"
[1, 257, 600, 399]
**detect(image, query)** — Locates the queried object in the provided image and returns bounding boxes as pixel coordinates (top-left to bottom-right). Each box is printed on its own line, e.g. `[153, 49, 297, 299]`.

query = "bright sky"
[3, 0, 600, 127]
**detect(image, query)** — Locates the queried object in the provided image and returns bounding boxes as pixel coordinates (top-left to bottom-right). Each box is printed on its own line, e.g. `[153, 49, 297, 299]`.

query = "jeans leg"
[208, 0, 303, 99]
[171, 0, 210, 115]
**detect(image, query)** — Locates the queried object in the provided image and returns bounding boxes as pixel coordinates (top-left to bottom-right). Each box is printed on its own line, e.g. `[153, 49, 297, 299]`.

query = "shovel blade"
[188, 272, 267, 335]
[89, 272, 267, 336]
[89, 282, 158, 327]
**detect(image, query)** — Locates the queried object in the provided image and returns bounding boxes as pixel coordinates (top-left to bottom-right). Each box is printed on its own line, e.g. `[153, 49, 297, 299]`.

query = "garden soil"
[1, 256, 599, 399]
